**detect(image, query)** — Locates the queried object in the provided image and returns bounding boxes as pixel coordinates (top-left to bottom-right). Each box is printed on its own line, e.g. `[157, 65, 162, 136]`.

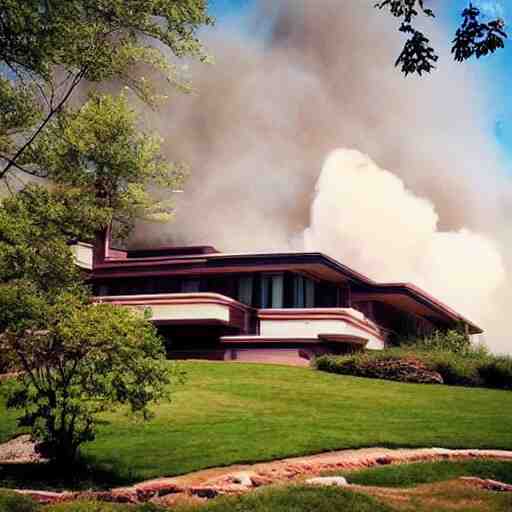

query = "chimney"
[93, 225, 111, 267]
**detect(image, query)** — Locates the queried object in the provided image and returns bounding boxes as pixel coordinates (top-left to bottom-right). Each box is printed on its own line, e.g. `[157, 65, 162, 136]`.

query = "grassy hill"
[1, 361, 512, 484]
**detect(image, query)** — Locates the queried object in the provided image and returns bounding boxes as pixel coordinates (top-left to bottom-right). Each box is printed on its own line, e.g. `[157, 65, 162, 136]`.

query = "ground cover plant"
[0, 488, 395, 512]
[1, 362, 512, 489]
[333, 460, 512, 488]
[174, 486, 393, 512]
[0, 490, 39, 512]
[3, 483, 512, 512]
[0, 491, 161, 512]
[315, 330, 512, 390]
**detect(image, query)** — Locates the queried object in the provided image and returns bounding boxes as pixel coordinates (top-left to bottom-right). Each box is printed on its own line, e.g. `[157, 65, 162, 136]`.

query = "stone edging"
[10, 446, 512, 506]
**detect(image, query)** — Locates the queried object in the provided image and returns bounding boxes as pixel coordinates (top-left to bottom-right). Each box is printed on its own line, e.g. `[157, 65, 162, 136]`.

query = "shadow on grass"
[0, 456, 141, 491]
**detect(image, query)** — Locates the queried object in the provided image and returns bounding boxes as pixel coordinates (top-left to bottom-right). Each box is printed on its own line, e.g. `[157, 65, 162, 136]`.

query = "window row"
[94, 272, 348, 309]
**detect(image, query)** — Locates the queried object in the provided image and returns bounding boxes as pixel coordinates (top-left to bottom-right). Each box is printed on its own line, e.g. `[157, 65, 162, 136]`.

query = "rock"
[16, 490, 74, 504]
[0, 434, 44, 463]
[135, 481, 183, 497]
[250, 474, 274, 487]
[305, 477, 348, 487]
[188, 487, 220, 499]
[460, 477, 512, 492]
[231, 472, 254, 487]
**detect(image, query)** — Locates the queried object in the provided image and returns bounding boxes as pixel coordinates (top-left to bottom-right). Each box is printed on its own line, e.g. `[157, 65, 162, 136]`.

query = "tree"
[0, 290, 172, 467]
[376, 1, 507, 76]
[0, 0, 211, 187]
[0, 103, 182, 465]
[0, 185, 109, 292]
[0, 1, 210, 468]
[23, 93, 185, 238]
[0, 185, 174, 467]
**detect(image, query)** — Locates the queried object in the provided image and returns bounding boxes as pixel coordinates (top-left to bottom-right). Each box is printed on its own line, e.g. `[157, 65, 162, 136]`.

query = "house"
[74, 230, 482, 366]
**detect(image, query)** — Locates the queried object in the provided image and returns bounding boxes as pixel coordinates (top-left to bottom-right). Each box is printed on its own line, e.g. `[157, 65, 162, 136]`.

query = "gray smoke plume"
[130, 0, 512, 353]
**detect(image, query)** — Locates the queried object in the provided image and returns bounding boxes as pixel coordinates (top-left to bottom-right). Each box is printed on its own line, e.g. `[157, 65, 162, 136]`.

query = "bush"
[478, 357, 512, 390]
[400, 329, 472, 354]
[314, 353, 443, 384]
[315, 345, 512, 391]
[420, 351, 483, 387]
[0, 490, 39, 512]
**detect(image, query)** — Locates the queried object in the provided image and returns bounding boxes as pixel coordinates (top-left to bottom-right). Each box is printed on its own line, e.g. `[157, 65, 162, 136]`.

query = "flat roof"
[91, 247, 483, 335]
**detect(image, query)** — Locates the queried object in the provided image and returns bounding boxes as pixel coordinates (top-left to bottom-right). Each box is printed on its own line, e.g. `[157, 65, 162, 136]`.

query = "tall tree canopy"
[0, 0, 211, 195]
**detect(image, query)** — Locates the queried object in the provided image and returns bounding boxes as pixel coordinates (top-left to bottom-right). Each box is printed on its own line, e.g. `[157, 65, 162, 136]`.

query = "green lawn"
[1, 362, 512, 485]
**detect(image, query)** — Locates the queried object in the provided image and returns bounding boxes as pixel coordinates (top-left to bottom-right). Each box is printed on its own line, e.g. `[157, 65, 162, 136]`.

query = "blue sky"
[450, 1, 512, 159]
[209, 0, 512, 161]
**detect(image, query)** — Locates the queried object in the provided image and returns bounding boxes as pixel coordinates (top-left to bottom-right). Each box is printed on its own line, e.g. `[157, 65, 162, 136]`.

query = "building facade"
[74, 231, 482, 366]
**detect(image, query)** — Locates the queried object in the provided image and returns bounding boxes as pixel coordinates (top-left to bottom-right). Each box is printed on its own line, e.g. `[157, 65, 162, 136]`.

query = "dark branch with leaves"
[376, 1, 507, 76]
[452, 3, 507, 62]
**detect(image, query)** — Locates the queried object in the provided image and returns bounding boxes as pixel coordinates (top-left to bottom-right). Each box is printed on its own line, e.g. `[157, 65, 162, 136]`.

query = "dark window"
[182, 278, 200, 293]
[238, 275, 254, 306]
[260, 273, 284, 309]
[292, 275, 315, 308]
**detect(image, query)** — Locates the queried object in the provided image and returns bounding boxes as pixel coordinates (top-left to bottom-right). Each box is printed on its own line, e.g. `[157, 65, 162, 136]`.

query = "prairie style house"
[74, 231, 482, 366]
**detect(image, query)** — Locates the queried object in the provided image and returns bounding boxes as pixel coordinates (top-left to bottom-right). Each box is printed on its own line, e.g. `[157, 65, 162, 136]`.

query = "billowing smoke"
[304, 149, 506, 331]
[130, 0, 512, 353]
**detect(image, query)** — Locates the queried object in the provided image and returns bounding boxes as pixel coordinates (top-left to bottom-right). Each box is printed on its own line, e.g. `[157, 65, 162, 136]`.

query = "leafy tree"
[23, 93, 185, 238]
[0, 185, 109, 291]
[0, 187, 174, 466]
[376, 1, 507, 76]
[0, 290, 172, 467]
[0, 0, 211, 186]
[0, 1, 209, 467]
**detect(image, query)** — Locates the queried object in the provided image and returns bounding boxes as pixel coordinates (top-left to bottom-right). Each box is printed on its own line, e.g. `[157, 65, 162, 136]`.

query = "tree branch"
[0, 153, 42, 176]
[0, 68, 87, 180]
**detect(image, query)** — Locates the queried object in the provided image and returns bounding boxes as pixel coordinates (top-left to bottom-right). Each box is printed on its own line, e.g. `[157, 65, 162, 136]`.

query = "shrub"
[400, 329, 472, 354]
[314, 353, 443, 384]
[0, 490, 39, 512]
[1, 297, 174, 469]
[478, 357, 512, 390]
[315, 346, 512, 391]
[420, 351, 483, 387]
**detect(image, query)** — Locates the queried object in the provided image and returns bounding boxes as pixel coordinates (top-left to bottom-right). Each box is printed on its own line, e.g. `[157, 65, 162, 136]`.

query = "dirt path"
[8, 445, 512, 506]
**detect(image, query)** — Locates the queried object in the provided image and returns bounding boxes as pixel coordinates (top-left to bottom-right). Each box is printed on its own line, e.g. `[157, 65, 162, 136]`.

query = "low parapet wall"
[258, 308, 385, 350]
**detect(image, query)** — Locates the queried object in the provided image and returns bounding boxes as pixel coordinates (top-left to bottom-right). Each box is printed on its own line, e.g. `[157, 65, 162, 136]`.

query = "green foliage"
[0, 185, 110, 292]
[0, 0, 202, 473]
[0, 490, 39, 512]
[338, 459, 512, 488]
[0, 0, 211, 184]
[0, 185, 171, 467]
[0, 0, 211, 80]
[24, 93, 185, 238]
[424, 351, 482, 387]
[314, 351, 443, 384]
[315, 337, 512, 391]
[478, 357, 512, 391]
[0, 491, 163, 512]
[0, 78, 40, 154]
[0, 297, 172, 466]
[399, 329, 473, 355]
